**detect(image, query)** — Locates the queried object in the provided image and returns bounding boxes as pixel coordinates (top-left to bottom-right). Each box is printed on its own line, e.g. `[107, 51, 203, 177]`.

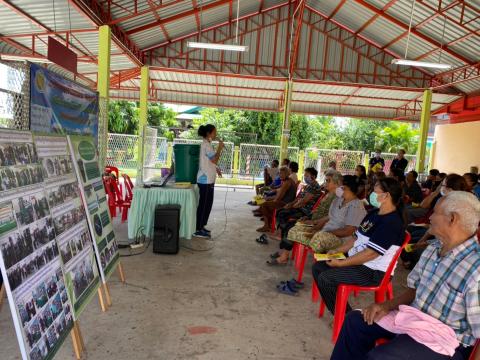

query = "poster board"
[67, 135, 119, 281]
[33, 134, 100, 319]
[29, 63, 99, 141]
[0, 129, 74, 360]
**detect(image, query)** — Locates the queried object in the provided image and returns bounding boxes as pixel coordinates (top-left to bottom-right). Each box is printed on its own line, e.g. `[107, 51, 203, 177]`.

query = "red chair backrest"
[105, 166, 119, 179]
[377, 232, 411, 290]
[104, 178, 117, 205]
[469, 339, 479, 360]
[122, 173, 134, 190]
[109, 178, 125, 204]
[122, 174, 133, 200]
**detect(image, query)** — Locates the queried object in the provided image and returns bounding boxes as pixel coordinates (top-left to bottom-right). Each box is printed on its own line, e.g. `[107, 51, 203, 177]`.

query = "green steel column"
[136, 66, 149, 185]
[280, 80, 293, 160]
[97, 25, 111, 168]
[415, 89, 432, 173]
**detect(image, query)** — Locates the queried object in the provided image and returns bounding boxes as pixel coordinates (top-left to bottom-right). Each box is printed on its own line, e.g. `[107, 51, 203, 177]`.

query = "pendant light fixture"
[187, 0, 248, 52]
[391, 0, 451, 70]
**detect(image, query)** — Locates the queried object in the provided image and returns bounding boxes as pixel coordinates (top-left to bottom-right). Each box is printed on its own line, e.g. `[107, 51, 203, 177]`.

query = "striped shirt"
[407, 237, 480, 346]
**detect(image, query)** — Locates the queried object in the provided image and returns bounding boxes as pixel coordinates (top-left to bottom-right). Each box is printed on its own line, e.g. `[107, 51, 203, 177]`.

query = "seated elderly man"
[331, 191, 480, 360]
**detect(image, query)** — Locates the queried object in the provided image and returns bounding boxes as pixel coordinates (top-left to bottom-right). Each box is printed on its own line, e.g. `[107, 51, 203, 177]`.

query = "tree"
[108, 101, 138, 134]
[147, 102, 178, 140]
[108, 101, 178, 137]
[288, 114, 312, 149]
[375, 122, 420, 154]
[338, 119, 390, 153]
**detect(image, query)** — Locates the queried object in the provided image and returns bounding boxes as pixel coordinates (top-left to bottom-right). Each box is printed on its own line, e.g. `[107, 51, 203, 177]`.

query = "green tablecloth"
[128, 185, 199, 240]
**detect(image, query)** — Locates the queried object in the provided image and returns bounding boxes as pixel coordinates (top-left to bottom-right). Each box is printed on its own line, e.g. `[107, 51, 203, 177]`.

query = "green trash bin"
[173, 144, 200, 184]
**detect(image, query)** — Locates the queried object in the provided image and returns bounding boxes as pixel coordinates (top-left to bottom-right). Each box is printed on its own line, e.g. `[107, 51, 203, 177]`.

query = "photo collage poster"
[68, 135, 119, 281]
[34, 134, 100, 319]
[0, 129, 74, 360]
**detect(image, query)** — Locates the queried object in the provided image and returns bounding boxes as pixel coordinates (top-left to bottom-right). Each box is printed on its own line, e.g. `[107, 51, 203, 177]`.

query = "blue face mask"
[304, 176, 312, 185]
[369, 192, 380, 208]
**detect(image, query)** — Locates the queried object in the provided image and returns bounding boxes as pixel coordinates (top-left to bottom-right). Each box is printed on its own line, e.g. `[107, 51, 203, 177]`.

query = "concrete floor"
[1, 188, 409, 360]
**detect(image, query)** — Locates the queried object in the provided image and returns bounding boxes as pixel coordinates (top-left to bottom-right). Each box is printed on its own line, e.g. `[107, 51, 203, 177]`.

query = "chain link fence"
[369, 152, 417, 173]
[106, 133, 140, 170]
[304, 148, 365, 182]
[239, 144, 299, 178]
[0, 60, 30, 130]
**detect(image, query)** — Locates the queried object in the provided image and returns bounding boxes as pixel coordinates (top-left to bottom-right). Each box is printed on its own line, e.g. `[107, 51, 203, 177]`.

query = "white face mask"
[335, 187, 344, 198]
[440, 188, 446, 196]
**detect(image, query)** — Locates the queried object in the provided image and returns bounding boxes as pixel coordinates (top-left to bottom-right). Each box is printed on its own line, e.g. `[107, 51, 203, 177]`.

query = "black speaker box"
[153, 205, 181, 254]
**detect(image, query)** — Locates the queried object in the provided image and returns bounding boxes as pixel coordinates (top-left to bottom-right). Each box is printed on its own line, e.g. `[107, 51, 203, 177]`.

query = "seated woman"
[355, 165, 367, 199]
[288, 161, 299, 184]
[285, 170, 341, 246]
[312, 177, 405, 315]
[401, 173, 468, 269]
[267, 168, 322, 262]
[305, 175, 366, 253]
[256, 166, 297, 232]
[270, 175, 366, 265]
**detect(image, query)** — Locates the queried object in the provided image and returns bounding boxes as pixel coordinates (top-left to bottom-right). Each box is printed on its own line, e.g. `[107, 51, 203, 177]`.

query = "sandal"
[266, 257, 288, 266]
[256, 226, 270, 233]
[279, 278, 305, 289]
[269, 251, 280, 259]
[255, 234, 268, 245]
[277, 283, 298, 296]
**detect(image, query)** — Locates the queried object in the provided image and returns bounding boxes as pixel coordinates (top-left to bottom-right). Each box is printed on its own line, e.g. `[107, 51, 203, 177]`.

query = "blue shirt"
[473, 184, 480, 200]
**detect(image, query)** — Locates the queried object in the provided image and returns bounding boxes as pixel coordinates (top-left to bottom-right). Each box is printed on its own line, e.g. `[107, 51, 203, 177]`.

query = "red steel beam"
[146, 0, 171, 41]
[326, 0, 346, 20]
[0, 0, 98, 64]
[150, 6, 430, 88]
[353, 0, 475, 65]
[107, 0, 183, 26]
[0, 0, 48, 31]
[126, 0, 231, 36]
[288, 0, 306, 77]
[191, 0, 201, 32]
[142, 1, 290, 52]
[354, 0, 398, 35]
[69, 0, 143, 65]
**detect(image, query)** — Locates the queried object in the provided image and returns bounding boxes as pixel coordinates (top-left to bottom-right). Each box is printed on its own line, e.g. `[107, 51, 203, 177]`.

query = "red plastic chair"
[122, 174, 134, 202]
[104, 177, 118, 218]
[315, 231, 411, 343]
[105, 178, 131, 222]
[105, 166, 119, 179]
[271, 191, 326, 233]
[469, 339, 479, 360]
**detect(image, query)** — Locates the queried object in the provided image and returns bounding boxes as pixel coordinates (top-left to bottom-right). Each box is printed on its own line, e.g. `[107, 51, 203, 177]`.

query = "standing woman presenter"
[194, 124, 224, 238]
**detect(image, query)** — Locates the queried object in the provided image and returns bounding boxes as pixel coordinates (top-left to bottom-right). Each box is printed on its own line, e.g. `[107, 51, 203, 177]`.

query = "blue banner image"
[30, 64, 99, 141]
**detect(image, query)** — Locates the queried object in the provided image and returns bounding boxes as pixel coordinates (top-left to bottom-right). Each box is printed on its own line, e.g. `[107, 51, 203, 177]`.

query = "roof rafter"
[353, 0, 475, 66]
[125, 0, 232, 36]
[69, 0, 143, 65]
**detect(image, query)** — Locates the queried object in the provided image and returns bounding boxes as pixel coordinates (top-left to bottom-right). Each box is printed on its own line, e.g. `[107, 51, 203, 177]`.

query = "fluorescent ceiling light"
[0, 54, 52, 64]
[187, 42, 248, 52]
[391, 59, 452, 70]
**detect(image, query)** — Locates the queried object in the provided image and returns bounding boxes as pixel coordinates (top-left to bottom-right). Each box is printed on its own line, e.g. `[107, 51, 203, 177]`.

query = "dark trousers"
[331, 311, 472, 360]
[312, 262, 384, 314]
[196, 183, 215, 231]
[276, 208, 305, 251]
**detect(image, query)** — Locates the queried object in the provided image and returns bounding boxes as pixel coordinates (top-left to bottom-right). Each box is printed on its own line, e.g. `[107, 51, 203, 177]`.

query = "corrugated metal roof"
[0, 0, 477, 120]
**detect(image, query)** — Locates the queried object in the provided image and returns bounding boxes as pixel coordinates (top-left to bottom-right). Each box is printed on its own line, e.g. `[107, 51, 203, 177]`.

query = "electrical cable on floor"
[119, 188, 150, 257]
[180, 186, 230, 252]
